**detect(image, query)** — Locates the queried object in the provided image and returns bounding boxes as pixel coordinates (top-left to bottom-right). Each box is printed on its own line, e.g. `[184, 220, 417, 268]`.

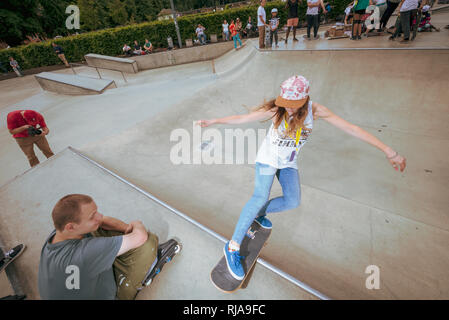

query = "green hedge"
[0, 0, 352, 71]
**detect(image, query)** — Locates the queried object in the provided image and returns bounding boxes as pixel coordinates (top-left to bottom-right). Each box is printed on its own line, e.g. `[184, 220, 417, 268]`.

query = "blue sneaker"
[224, 242, 245, 280]
[254, 215, 272, 229]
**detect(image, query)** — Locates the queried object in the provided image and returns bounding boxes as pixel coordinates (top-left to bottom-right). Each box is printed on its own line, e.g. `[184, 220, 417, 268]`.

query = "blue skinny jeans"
[231, 162, 301, 245]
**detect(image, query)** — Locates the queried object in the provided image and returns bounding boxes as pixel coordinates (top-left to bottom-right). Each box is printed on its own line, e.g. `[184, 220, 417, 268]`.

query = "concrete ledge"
[131, 41, 236, 71]
[35, 72, 116, 95]
[85, 53, 139, 74]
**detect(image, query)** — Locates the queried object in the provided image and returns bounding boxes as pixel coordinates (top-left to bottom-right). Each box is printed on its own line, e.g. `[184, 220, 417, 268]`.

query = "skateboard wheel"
[174, 244, 182, 254]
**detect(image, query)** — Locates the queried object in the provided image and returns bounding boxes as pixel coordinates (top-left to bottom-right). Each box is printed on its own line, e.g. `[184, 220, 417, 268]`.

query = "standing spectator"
[258, 0, 268, 49]
[243, 16, 254, 38]
[7, 109, 54, 167]
[196, 24, 207, 45]
[351, 0, 371, 40]
[144, 39, 153, 54]
[345, 2, 355, 25]
[285, 0, 300, 43]
[223, 19, 230, 41]
[269, 8, 280, 48]
[412, 0, 430, 39]
[9, 57, 23, 77]
[390, 0, 425, 43]
[322, 2, 332, 24]
[133, 40, 143, 55]
[380, 0, 402, 31]
[230, 19, 243, 49]
[306, 0, 327, 40]
[236, 18, 243, 37]
[52, 43, 70, 68]
[122, 43, 132, 56]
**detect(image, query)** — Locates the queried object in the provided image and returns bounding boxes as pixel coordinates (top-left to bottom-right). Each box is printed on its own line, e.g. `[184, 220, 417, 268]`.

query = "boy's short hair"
[52, 194, 93, 231]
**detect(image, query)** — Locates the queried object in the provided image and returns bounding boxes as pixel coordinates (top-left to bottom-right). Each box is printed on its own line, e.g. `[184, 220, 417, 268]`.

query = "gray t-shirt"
[38, 230, 123, 300]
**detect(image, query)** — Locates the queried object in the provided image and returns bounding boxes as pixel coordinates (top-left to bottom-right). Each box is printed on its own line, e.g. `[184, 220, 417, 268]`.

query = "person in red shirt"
[7, 109, 54, 167]
[229, 19, 243, 49]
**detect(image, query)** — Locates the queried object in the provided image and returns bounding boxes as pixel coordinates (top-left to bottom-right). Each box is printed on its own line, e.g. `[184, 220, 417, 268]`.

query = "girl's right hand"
[387, 153, 406, 172]
[196, 119, 215, 127]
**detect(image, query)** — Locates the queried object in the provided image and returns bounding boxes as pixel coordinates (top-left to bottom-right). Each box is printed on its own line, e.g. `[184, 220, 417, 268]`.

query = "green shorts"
[93, 228, 158, 300]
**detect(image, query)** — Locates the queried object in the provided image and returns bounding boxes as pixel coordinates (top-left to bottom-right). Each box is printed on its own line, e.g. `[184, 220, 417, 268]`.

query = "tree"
[0, 0, 42, 46]
[134, 0, 169, 22]
[77, 0, 110, 31]
[38, 0, 73, 37]
[109, 0, 128, 26]
[124, 0, 137, 21]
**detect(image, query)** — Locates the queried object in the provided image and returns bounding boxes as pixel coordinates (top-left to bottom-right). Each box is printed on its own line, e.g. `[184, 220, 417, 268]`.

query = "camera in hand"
[27, 126, 42, 136]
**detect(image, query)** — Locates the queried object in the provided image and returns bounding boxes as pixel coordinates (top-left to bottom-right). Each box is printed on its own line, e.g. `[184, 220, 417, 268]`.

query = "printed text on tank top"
[283, 114, 302, 162]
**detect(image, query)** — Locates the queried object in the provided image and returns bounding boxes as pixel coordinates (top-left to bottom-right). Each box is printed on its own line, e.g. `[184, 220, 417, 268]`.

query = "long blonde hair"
[255, 97, 310, 136]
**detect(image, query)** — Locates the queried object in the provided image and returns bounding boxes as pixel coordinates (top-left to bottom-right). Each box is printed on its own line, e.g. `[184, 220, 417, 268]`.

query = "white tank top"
[255, 100, 314, 169]
[307, 0, 320, 15]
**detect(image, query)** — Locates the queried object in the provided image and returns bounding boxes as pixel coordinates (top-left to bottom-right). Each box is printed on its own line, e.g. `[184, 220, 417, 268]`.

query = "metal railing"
[69, 63, 127, 83]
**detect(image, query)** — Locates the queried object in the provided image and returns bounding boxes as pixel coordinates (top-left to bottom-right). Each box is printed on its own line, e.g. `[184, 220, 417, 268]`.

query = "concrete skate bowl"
[80, 42, 449, 299]
[1, 39, 449, 300]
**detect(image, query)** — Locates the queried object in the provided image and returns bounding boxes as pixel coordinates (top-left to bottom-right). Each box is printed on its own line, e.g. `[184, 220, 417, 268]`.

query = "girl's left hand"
[196, 119, 214, 127]
[387, 153, 406, 172]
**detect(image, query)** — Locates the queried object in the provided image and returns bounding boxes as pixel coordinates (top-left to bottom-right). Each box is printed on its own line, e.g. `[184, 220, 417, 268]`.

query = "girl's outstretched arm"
[196, 108, 276, 127]
[313, 102, 406, 172]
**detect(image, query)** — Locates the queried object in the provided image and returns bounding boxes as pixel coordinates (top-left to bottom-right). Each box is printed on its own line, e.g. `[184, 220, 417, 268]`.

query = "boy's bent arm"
[117, 221, 148, 256]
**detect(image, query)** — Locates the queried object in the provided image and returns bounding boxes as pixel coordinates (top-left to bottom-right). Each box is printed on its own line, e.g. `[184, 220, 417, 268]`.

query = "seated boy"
[38, 194, 171, 300]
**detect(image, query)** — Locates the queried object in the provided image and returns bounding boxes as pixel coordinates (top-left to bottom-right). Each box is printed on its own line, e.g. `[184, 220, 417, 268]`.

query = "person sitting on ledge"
[122, 43, 132, 56]
[196, 24, 207, 45]
[144, 39, 153, 54]
[133, 40, 144, 55]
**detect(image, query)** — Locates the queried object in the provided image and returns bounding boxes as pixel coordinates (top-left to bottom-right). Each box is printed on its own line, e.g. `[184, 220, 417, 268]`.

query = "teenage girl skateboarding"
[196, 75, 406, 280]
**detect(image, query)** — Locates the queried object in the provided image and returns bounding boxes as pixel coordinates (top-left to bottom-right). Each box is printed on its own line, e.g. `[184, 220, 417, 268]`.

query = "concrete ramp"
[35, 72, 116, 95]
[0, 148, 319, 300]
[131, 41, 235, 71]
[85, 54, 139, 73]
